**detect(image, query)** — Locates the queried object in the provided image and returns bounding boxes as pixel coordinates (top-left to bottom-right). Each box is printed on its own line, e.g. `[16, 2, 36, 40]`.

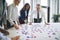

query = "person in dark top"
[0, 0, 7, 29]
[19, 3, 30, 24]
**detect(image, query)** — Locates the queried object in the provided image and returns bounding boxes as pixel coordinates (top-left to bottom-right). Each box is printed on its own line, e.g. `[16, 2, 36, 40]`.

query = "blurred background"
[6, 0, 60, 23]
[0, 0, 60, 40]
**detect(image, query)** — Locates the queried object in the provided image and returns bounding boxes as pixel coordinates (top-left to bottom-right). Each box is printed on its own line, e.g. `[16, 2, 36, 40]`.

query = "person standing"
[28, 4, 49, 25]
[7, 0, 21, 29]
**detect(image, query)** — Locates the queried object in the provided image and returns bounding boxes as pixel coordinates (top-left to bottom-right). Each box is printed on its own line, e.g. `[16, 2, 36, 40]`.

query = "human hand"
[14, 24, 19, 30]
[24, 19, 28, 24]
[29, 22, 32, 25]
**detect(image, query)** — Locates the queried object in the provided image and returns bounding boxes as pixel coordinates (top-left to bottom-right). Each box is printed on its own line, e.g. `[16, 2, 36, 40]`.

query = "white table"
[6, 27, 20, 39]
[18, 23, 60, 40]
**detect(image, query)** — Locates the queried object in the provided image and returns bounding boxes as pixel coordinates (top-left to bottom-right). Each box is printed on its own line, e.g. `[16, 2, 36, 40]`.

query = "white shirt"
[7, 4, 19, 26]
[28, 10, 46, 23]
[25, 11, 27, 17]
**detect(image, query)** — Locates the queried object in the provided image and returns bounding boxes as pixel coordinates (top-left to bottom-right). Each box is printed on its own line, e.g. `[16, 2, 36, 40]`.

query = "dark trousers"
[7, 20, 13, 29]
[0, 20, 2, 26]
[34, 18, 42, 23]
[19, 17, 25, 24]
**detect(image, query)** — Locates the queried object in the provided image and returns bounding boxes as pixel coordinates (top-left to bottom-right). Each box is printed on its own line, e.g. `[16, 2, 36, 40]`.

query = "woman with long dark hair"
[19, 3, 30, 24]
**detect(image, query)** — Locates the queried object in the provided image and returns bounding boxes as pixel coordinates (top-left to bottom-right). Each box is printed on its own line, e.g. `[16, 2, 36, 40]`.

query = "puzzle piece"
[55, 37, 59, 40]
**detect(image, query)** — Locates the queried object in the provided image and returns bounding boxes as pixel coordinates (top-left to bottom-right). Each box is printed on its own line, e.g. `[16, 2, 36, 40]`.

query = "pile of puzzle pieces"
[18, 24, 60, 40]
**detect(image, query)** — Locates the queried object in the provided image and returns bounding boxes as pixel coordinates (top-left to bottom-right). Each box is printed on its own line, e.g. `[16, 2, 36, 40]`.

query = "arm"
[8, 6, 14, 25]
[17, 14, 20, 25]
[42, 11, 49, 25]
[0, 28, 9, 35]
[8, 5, 19, 29]
[28, 11, 33, 25]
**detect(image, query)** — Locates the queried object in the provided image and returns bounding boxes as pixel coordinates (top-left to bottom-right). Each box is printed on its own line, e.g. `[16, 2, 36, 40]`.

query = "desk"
[18, 23, 60, 40]
[7, 27, 20, 40]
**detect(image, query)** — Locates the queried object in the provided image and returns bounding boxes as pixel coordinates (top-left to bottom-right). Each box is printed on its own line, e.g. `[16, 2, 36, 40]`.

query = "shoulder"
[40, 10, 45, 16]
[8, 4, 13, 8]
[29, 10, 36, 15]
[40, 9, 44, 15]
[20, 9, 25, 12]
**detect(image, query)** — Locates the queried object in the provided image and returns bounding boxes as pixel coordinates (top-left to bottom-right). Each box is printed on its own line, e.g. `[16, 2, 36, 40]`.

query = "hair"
[36, 4, 42, 10]
[22, 3, 30, 11]
[36, 4, 40, 7]
[14, 0, 20, 5]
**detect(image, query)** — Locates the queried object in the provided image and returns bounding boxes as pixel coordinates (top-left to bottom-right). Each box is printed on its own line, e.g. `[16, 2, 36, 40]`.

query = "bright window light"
[25, 0, 31, 4]
[41, 0, 48, 6]
[6, 0, 13, 6]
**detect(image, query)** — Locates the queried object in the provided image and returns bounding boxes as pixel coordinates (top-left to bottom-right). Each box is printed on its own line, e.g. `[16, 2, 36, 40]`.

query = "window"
[50, 0, 60, 22]
[25, 0, 31, 4]
[41, 0, 48, 6]
[6, 0, 13, 6]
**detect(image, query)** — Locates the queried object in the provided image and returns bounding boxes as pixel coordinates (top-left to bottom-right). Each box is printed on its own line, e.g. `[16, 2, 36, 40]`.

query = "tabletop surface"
[17, 23, 60, 40]
[7, 23, 60, 40]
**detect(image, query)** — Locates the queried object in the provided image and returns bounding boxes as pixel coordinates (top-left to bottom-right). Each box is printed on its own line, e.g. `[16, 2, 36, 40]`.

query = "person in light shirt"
[28, 4, 49, 25]
[7, 0, 21, 29]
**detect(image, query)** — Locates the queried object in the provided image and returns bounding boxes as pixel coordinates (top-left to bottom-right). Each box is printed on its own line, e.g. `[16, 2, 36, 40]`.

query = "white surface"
[7, 27, 19, 38]
[18, 23, 60, 40]
[6, 23, 60, 40]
